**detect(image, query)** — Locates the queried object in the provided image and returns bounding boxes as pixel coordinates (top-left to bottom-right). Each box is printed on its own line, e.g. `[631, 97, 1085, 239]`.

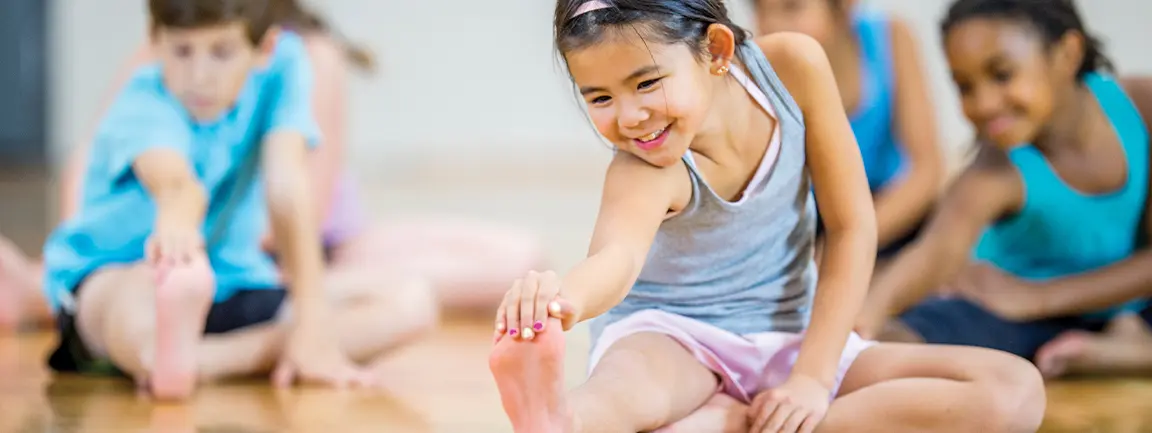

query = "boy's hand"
[146, 216, 204, 266]
[272, 315, 377, 389]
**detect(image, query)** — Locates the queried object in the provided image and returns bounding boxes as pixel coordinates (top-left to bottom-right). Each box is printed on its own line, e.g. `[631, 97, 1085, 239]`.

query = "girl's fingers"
[504, 279, 524, 340]
[519, 271, 540, 340]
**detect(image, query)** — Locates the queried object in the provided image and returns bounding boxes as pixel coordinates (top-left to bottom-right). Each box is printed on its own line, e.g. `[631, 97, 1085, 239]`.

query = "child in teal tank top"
[857, 0, 1152, 379]
[750, 0, 945, 258]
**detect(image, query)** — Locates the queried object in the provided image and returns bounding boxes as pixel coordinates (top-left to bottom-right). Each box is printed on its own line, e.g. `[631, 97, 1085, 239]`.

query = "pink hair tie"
[572, 0, 611, 18]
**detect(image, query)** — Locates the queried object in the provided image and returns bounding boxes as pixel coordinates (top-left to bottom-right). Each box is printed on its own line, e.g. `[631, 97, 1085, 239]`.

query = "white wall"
[50, 0, 1152, 178]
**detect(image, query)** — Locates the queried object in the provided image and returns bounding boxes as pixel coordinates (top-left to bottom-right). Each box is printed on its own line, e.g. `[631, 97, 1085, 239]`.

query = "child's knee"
[975, 354, 1046, 432]
[379, 276, 439, 332]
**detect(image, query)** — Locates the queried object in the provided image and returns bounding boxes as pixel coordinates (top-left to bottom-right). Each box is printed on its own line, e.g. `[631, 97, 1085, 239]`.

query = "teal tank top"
[848, 8, 903, 192]
[973, 72, 1149, 319]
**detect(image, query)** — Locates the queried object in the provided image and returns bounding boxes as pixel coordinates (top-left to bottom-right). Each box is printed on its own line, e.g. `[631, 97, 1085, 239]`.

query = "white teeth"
[639, 127, 666, 142]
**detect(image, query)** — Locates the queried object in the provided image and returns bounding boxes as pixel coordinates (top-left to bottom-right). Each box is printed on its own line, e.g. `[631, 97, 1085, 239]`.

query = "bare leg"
[74, 259, 438, 397]
[195, 265, 438, 381]
[332, 218, 545, 314]
[1035, 313, 1152, 378]
[817, 343, 1045, 432]
[653, 393, 748, 433]
[490, 324, 719, 433]
[74, 259, 215, 400]
[0, 235, 50, 331]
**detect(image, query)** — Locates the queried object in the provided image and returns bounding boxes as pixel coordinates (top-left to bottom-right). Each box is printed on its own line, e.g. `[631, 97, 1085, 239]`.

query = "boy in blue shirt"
[42, 0, 434, 400]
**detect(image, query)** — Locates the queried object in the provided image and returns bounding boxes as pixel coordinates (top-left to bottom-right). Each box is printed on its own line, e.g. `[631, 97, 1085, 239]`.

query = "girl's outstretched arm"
[857, 146, 1021, 335]
[760, 32, 875, 390]
[873, 18, 944, 248]
[558, 152, 687, 329]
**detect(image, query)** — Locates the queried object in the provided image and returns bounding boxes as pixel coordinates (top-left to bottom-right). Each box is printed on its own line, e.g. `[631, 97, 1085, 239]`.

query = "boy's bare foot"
[149, 258, 215, 400]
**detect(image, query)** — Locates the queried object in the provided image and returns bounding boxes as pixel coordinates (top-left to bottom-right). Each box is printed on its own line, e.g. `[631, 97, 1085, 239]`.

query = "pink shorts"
[588, 309, 877, 403]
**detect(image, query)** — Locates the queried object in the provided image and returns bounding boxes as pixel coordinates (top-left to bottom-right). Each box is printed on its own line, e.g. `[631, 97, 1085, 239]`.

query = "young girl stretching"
[751, 0, 944, 260]
[488, 1, 1045, 432]
[855, 0, 1152, 379]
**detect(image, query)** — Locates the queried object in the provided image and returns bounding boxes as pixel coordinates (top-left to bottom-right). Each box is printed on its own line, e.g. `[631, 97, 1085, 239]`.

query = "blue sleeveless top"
[973, 73, 1150, 319]
[849, 9, 904, 192]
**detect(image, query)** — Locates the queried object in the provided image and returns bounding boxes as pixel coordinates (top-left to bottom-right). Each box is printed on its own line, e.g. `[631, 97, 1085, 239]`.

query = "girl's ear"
[705, 23, 736, 75]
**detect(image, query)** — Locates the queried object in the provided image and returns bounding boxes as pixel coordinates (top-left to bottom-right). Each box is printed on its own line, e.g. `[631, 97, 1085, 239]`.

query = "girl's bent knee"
[978, 355, 1046, 432]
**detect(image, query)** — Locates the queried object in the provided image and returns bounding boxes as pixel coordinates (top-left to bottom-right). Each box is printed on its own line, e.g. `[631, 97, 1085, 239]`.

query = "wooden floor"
[1, 317, 1151, 433]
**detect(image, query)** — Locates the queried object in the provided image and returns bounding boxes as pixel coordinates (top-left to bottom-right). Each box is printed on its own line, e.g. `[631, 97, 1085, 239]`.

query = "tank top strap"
[736, 41, 804, 128]
[1087, 73, 1149, 195]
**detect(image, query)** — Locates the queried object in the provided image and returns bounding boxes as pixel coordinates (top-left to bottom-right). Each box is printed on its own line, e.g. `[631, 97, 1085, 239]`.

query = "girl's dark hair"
[940, 0, 1112, 79]
[553, 0, 752, 63]
[268, 0, 375, 73]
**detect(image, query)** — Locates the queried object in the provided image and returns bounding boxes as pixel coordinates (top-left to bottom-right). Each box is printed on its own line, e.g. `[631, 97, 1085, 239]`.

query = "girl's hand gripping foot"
[749, 374, 830, 433]
[493, 270, 578, 343]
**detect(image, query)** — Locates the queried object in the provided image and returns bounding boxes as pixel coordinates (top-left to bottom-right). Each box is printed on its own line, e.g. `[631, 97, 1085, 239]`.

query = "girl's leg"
[1035, 312, 1152, 378]
[490, 320, 720, 433]
[817, 343, 1045, 432]
[329, 217, 544, 314]
[653, 393, 749, 433]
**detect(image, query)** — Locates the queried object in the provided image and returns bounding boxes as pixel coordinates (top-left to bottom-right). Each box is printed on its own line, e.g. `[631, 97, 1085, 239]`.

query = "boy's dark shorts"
[46, 274, 287, 376]
[894, 297, 1152, 360]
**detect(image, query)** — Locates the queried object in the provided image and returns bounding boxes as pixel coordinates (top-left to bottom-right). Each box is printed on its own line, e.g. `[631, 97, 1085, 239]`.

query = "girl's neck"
[1033, 81, 1096, 154]
[691, 64, 769, 164]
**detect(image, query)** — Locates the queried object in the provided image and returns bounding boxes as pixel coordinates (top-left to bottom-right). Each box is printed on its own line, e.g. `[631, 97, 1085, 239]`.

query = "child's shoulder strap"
[736, 40, 805, 127]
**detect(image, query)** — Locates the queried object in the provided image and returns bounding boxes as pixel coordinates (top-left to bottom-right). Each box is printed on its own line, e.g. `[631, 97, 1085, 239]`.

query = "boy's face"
[152, 21, 274, 122]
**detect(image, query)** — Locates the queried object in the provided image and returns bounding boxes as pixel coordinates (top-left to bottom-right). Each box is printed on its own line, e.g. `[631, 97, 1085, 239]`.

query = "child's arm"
[61, 43, 155, 222]
[99, 82, 201, 262]
[262, 131, 325, 313]
[872, 17, 944, 248]
[259, 34, 347, 252]
[760, 33, 876, 389]
[559, 152, 688, 329]
[856, 147, 1022, 335]
[135, 149, 207, 263]
[1000, 76, 1152, 317]
[262, 35, 327, 318]
[258, 34, 370, 384]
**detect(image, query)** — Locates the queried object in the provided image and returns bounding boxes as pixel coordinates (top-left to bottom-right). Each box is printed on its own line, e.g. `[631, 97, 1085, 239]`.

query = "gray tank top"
[589, 41, 818, 341]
